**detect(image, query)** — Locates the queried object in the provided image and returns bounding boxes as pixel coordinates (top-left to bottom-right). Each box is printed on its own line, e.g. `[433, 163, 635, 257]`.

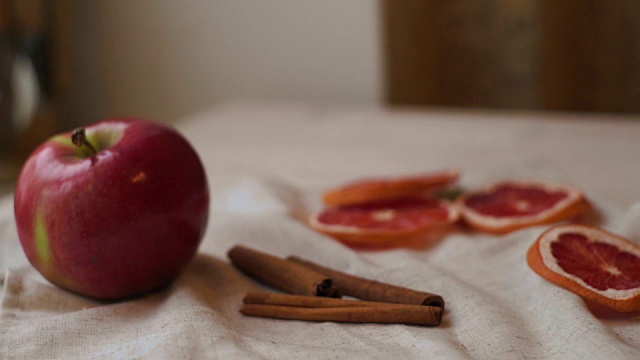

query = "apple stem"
[71, 128, 98, 155]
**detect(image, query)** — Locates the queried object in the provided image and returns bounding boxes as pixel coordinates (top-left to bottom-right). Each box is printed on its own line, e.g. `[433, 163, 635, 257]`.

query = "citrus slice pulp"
[527, 224, 640, 312]
[308, 196, 459, 249]
[457, 181, 591, 234]
[322, 169, 459, 207]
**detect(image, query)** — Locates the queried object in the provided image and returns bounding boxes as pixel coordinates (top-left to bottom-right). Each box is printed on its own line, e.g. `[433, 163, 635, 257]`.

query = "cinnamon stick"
[240, 303, 442, 326]
[228, 246, 341, 297]
[243, 291, 434, 310]
[244, 291, 404, 308]
[287, 255, 444, 309]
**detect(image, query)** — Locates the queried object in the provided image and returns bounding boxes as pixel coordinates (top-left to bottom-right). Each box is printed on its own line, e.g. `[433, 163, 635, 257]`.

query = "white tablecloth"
[2, 102, 640, 359]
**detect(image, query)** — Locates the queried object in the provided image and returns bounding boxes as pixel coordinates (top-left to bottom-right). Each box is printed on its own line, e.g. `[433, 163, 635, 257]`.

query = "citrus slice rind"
[528, 224, 640, 312]
[322, 169, 459, 207]
[308, 196, 459, 249]
[457, 181, 591, 234]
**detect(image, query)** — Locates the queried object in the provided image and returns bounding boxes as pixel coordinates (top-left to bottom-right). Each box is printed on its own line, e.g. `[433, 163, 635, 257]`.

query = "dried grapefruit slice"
[308, 196, 459, 250]
[322, 170, 459, 207]
[457, 181, 591, 234]
[527, 224, 640, 312]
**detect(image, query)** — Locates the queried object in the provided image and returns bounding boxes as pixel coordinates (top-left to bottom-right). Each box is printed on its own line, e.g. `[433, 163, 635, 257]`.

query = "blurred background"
[1, 0, 639, 187]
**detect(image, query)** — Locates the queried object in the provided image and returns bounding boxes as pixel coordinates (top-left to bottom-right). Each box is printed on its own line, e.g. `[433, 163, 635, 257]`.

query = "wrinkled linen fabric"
[1, 103, 639, 359]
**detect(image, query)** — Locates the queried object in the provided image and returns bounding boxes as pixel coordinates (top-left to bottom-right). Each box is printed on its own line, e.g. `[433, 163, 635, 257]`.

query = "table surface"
[1, 102, 640, 359]
[181, 102, 640, 209]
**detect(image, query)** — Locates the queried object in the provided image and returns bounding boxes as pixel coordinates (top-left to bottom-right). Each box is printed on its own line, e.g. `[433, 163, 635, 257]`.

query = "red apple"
[14, 119, 209, 300]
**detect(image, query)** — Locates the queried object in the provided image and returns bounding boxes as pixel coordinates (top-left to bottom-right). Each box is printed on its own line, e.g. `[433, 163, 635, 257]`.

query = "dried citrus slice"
[308, 196, 459, 249]
[322, 170, 459, 207]
[527, 224, 640, 312]
[457, 181, 591, 234]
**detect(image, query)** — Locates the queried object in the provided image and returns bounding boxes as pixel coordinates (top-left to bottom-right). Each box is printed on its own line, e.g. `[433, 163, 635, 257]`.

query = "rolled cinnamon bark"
[245, 292, 377, 308]
[228, 246, 341, 297]
[243, 292, 429, 310]
[240, 303, 442, 326]
[287, 256, 444, 309]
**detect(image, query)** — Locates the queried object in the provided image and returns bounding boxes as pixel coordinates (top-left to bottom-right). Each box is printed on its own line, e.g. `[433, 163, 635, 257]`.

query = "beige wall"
[66, 0, 382, 126]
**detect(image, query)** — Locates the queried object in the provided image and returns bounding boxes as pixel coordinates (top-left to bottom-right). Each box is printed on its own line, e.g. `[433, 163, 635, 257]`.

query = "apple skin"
[14, 119, 209, 300]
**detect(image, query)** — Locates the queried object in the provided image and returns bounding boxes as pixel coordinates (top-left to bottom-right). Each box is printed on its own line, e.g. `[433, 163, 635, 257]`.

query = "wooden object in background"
[383, 0, 640, 113]
[539, 0, 640, 113]
[383, 0, 538, 110]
